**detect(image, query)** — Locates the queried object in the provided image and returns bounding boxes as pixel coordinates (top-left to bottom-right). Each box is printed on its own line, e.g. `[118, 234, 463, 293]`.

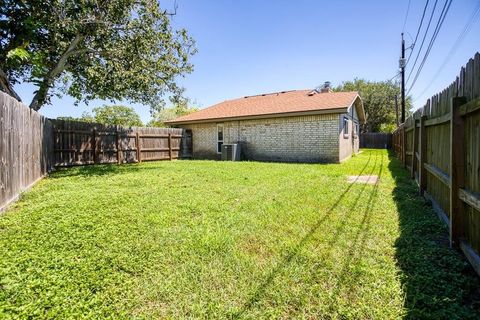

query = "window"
[343, 117, 349, 137]
[217, 123, 224, 153]
[354, 122, 359, 138]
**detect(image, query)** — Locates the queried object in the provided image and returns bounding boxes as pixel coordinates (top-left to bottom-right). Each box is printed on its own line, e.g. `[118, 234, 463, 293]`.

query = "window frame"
[216, 123, 224, 154]
[343, 117, 349, 138]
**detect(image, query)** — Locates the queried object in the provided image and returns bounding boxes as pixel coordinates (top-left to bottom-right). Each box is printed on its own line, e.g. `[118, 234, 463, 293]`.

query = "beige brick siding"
[181, 113, 341, 162]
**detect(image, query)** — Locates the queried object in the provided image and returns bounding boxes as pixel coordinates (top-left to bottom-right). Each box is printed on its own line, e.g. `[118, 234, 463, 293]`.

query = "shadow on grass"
[388, 150, 480, 319]
[325, 151, 384, 313]
[232, 152, 377, 318]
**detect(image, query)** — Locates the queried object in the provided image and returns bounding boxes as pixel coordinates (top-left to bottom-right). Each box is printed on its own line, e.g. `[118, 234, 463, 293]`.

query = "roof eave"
[166, 107, 349, 125]
[350, 94, 366, 124]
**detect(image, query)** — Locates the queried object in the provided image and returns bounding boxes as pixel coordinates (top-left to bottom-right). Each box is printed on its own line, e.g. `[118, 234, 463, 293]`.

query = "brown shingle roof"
[166, 90, 361, 124]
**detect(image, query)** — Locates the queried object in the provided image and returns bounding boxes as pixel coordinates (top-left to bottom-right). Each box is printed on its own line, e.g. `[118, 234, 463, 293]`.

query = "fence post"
[411, 120, 417, 179]
[419, 115, 427, 196]
[116, 126, 121, 164]
[92, 129, 97, 164]
[136, 131, 141, 163]
[450, 96, 467, 247]
[168, 133, 173, 160]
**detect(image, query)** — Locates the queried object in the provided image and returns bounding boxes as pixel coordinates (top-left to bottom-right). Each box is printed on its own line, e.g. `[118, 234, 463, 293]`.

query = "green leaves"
[147, 97, 199, 127]
[6, 48, 30, 63]
[1, 0, 196, 111]
[335, 79, 412, 132]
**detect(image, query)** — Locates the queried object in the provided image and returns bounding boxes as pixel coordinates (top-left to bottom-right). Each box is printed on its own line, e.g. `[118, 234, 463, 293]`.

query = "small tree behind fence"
[392, 52, 480, 276]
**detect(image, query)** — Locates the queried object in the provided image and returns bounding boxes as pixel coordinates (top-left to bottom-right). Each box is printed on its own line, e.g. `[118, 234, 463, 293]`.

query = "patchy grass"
[0, 149, 478, 319]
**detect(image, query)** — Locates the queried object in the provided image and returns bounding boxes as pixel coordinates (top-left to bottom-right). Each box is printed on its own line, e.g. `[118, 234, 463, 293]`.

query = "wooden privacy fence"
[0, 92, 54, 211]
[0, 92, 193, 211]
[50, 120, 192, 166]
[360, 133, 392, 149]
[393, 52, 480, 276]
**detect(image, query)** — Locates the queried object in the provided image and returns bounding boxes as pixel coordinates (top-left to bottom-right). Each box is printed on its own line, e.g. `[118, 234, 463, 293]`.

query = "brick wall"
[181, 113, 341, 162]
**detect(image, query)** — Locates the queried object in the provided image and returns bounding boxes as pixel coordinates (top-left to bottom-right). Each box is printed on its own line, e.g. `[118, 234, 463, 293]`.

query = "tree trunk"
[0, 69, 22, 102]
[29, 34, 84, 111]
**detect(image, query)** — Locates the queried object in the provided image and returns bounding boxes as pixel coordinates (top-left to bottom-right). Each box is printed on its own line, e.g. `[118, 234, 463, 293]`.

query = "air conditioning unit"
[221, 143, 241, 161]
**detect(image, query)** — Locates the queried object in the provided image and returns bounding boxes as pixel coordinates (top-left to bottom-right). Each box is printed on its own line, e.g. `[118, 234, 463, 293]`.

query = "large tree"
[0, 0, 196, 111]
[335, 79, 412, 132]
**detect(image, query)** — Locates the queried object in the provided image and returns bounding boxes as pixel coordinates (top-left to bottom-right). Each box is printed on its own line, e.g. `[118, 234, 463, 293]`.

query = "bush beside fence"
[392, 52, 480, 276]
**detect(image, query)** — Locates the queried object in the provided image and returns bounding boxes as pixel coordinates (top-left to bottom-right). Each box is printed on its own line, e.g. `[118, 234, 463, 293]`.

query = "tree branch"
[0, 68, 22, 102]
[29, 34, 84, 110]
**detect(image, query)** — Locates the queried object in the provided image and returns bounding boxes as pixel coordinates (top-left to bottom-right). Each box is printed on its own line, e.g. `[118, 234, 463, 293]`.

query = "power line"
[402, 0, 412, 32]
[406, 0, 430, 64]
[406, 0, 439, 84]
[407, 0, 453, 95]
[388, 72, 400, 82]
[413, 2, 480, 102]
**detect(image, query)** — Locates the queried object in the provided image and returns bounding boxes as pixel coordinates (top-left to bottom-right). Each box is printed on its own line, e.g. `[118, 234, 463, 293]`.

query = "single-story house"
[166, 84, 365, 163]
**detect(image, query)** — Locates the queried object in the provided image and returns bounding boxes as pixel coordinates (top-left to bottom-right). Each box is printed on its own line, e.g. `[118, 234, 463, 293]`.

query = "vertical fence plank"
[0, 92, 53, 211]
[136, 131, 141, 163]
[168, 133, 173, 160]
[402, 126, 406, 167]
[116, 126, 121, 164]
[411, 120, 417, 178]
[92, 129, 97, 164]
[419, 115, 428, 195]
[450, 96, 467, 246]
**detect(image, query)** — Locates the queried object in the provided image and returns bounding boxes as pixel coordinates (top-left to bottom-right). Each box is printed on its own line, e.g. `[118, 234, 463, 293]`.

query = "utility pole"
[400, 33, 406, 123]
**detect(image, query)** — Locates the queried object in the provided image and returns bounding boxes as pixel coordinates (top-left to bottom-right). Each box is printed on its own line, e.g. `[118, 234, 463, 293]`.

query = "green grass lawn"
[1, 149, 479, 319]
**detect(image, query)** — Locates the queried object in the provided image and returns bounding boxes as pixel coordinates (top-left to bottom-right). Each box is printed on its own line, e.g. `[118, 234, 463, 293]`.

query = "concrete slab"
[347, 175, 379, 184]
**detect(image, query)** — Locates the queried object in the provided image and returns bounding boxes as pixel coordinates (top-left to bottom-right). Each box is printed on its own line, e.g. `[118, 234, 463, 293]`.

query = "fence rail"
[0, 94, 193, 211]
[392, 52, 480, 276]
[50, 120, 191, 166]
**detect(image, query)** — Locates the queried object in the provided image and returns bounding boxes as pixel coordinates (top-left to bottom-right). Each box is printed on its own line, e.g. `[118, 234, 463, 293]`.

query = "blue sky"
[14, 0, 480, 123]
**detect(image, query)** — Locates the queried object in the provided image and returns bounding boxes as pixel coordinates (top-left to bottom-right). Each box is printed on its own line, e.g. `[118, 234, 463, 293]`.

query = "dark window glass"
[217, 125, 223, 141]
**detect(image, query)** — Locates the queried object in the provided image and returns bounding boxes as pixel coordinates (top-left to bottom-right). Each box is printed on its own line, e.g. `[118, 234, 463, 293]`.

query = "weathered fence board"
[50, 120, 191, 166]
[392, 52, 480, 276]
[359, 133, 392, 149]
[0, 92, 54, 211]
[0, 94, 193, 210]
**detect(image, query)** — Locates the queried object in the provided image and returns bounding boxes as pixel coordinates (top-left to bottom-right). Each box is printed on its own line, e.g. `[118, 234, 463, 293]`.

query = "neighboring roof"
[167, 90, 365, 124]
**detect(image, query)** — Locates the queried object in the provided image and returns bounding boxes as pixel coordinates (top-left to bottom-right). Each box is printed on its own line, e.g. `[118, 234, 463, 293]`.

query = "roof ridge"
[243, 89, 298, 99]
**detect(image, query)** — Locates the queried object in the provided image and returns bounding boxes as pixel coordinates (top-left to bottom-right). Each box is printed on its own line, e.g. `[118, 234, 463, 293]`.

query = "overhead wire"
[406, 0, 439, 84]
[413, 1, 480, 102]
[406, 0, 430, 64]
[402, 0, 412, 32]
[407, 0, 453, 95]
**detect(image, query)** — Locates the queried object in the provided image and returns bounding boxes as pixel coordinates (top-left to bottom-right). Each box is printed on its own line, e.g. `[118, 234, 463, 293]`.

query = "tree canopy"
[147, 97, 199, 127]
[58, 105, 143, 127]
[0, 0, 196, 111]
[335, 79, 412, 132]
